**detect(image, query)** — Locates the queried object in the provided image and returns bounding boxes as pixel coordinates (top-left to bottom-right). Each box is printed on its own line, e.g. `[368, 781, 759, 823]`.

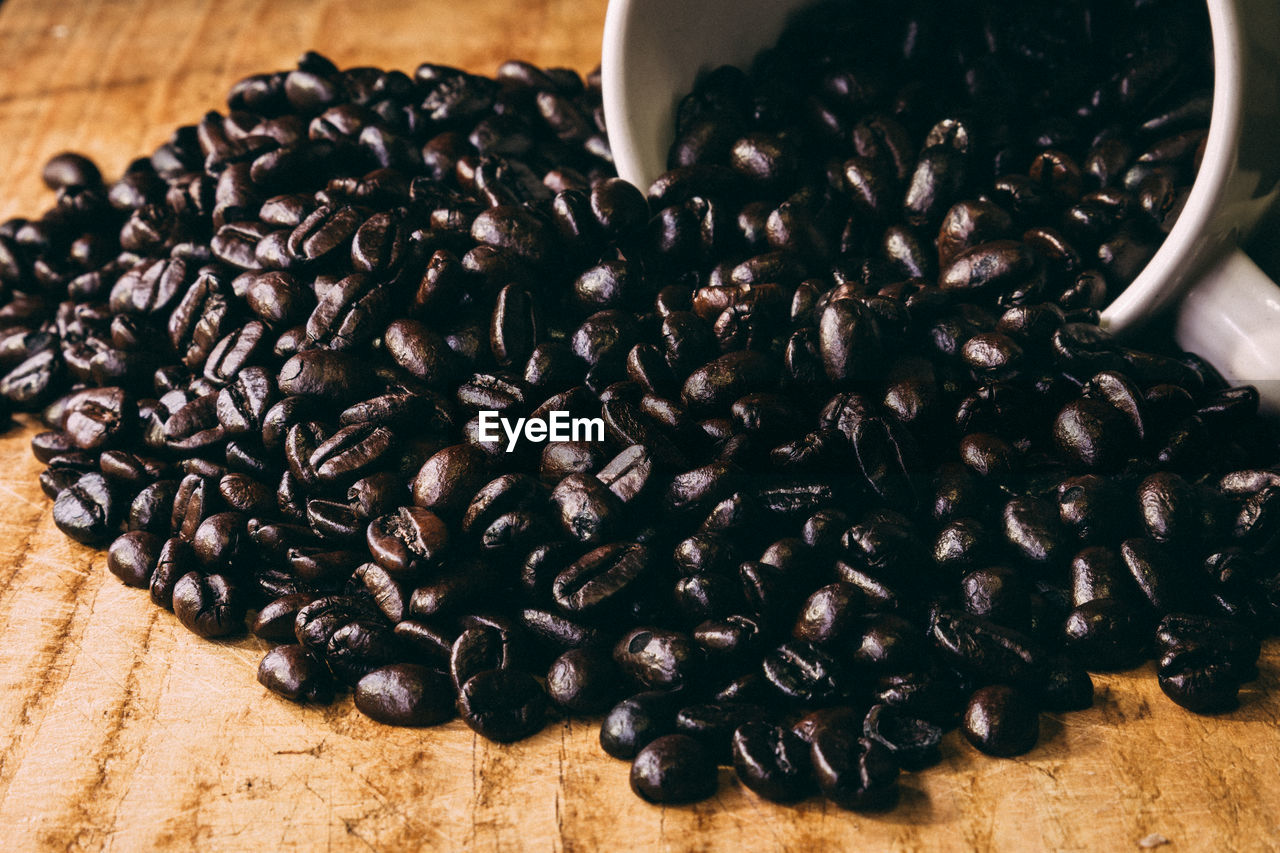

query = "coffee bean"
[613, 627, 700, 691]
[629, 734, 718, 804]
[862, 703, 943, 770]
[731, 721, 812, 802]
[366, 506, 450, 575]
[553, 542, 649, 616]
[762, 641, 847, 705]
[172, 571, 246, 638]
[456, 669, 548, 743]
[810, 727, 899, 811]
[53, 472, 118, 544]
[257, 644, 334, 704]
[355, 664, 455, 726]
[107, 531, 161, 588]
[546, 647, 622, 714]
[962, 685, 1040, 757]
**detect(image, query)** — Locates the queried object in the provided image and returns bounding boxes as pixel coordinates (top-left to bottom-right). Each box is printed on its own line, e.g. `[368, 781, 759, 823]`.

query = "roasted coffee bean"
[1070, 546, 1134, 607]
[149, 537, 195, 610]
[107, 530, 161, 588]
[408, 557, 500, 617]
[546, 647, 622, 714]
[1156, 614, 1261, 676]
[852, 614, 926, 672]
[456, 669, 548, 743]
[1157, 647, 1244, 714]
[1003, 496, 1068, 566]
[1062, 598, 1147, 670]
[215, 367, 277, 434]
[600, 691, 679, 760]
[355, 664, 455, 726]
[172, 571, 246, 638]
[613, 627, 700, 691]
[930, 610, 1044, 686]
[810, 727, 899, 811]
[449, 624, 514, 692]
[1039, 656, 1095, 712]
[862, 703, 943, 770]
[129, 479, 177, 532]
[257, 644, 334, 704]
[412, 444, 490, 513]
[731, 721, 812, 803]
[1137, 472, 1198, 543]
[553, 542, 649, 616]
[963, 685, 1039, 757]
[277, 350, 372, 403]
[192, 511, 249, 568]
[549, 474, 622, 545]
[52, 472, 118, 544]
[1120, 537, 1193, 614]
[629, 734, 718, 805]
[681, 350, 777, 410]
[1057, 475, 1127, 543]
[791, 582, 862, 647]
[252, 593, 313, 643]
[1054, 397, 1134, 471]
[366, 506, 450, 576]
[43, 151, 102, 190]
[762, 641, 846, 705]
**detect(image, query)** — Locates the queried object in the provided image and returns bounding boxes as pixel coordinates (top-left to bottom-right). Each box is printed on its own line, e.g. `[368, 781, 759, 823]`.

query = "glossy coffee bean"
[613, 627, 700, 691]
[257, 644, 334, 704]
[629, 734, 718, 804]
[172, 571, 246, 638]
[52, 472, 118, 544]
[600, 691, 679, 760]
[456, 669, 548, 743]
[862, 703, 943, 770]
[810, 727, 899, 811]
[731, 721, 812, 803]
[962, 685, 1039, 757]
[546, 647, 622, 714]
[106, 530, 160, 588]
[355, 664, 455, 726]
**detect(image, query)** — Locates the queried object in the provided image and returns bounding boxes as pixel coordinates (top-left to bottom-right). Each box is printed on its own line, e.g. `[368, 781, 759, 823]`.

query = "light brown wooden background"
[0, 0, 1278, 850]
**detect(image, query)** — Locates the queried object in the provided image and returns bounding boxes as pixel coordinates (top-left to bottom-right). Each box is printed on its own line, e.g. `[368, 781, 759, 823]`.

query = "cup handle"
[1173, 248, 1280, 413]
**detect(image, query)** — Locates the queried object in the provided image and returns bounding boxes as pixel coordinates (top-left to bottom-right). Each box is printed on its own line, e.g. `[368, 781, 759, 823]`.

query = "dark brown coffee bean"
[630, 734, 718, 804]
[107, 531, 160, 588]
[355, 664, 454, 726]
[963, 685, 1039, 757]
[810, 727, 899, 811]
[53, 472, 118, 544]
[456, 669, 548, 742]
[257, 644, 334, 704]
[172, 571, 246, 638]
[366, 506, 450, 576]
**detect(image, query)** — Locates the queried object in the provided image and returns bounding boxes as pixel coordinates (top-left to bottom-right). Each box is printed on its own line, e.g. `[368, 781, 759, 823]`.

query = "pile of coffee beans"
[2, 0, 1276, 811]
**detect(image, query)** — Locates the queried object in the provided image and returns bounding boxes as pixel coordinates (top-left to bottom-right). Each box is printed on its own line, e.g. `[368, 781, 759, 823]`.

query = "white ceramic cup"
[602, 0, 1280, 409]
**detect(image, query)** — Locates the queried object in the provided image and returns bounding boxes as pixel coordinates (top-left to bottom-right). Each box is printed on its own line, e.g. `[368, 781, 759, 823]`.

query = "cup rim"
[601, 0, 645, 188]
[1100, 0, 1243, 332]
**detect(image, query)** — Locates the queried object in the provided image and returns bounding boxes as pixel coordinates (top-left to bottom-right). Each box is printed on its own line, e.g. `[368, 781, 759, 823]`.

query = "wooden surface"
[1, 0, 1279, 850]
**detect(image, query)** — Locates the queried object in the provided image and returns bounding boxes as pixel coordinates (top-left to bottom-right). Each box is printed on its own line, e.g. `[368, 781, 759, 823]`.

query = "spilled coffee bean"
[8, 0, 1274, 817]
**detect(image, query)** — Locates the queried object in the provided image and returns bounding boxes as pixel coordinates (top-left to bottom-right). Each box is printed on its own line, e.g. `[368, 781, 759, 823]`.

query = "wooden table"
[1, 1, 1278, 849]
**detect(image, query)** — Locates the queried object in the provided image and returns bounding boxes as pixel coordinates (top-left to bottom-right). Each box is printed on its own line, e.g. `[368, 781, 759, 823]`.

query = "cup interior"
[602, 0, 812, 191]
[604, 0, 1239, 329]
[1100, 0, 1240, 334]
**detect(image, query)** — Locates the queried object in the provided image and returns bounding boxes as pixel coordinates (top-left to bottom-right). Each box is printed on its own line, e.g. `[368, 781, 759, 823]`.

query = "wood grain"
[1, 0, 1279, 850]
